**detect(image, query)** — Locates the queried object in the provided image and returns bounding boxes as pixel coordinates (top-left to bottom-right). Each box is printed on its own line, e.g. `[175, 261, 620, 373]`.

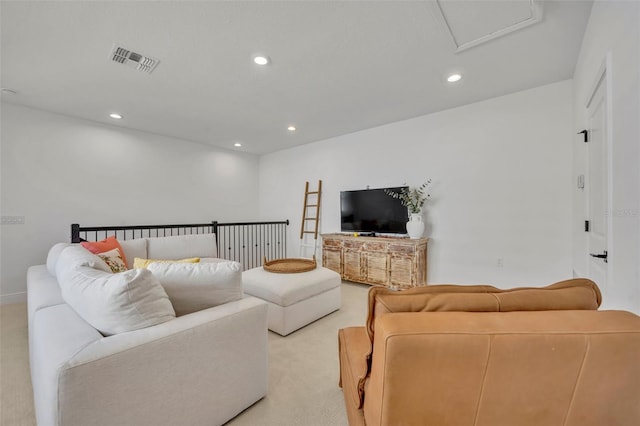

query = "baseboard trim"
[0, 292, 27, 305]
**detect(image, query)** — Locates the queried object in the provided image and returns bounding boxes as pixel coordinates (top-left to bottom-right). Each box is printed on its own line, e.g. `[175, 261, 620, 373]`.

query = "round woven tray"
[263, 256, 317, 273]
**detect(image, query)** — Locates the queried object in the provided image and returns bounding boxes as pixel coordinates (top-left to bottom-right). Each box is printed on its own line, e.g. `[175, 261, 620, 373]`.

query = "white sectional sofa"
[27, 233, 268, 426]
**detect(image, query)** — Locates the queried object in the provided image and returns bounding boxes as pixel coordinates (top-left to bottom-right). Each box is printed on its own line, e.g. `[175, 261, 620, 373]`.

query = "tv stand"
[321, 233, 428, 288]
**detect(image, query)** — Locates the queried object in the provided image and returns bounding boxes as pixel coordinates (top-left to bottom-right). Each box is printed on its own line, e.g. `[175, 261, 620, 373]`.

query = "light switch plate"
[1, 216, 25, 225]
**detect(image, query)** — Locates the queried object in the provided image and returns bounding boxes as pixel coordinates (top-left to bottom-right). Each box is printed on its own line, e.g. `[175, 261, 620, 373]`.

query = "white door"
[585, 73, 609, 288]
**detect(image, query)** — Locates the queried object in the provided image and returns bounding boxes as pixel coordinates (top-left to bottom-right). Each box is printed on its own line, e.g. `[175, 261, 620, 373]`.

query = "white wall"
[260, 80, 574, 289]
[0, 104, 260, 303]
[572, 1, 640, 313]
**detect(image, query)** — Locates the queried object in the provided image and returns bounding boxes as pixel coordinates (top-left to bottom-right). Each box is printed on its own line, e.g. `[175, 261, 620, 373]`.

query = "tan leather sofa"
[338, 279, 640, 426]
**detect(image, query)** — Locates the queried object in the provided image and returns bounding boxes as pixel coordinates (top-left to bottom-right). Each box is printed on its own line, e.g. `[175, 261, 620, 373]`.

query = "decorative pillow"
[46, 242, 72, 277]
[97, 248, 128, 273]
[56, 246, 175, 335]
[80, 236, 129, 268]
[146, 233, 217, 260]
[55, 245, 112, 277]
[118, 239, 148, 267]
[133, 257, 200, 269]
[147, 261, 242, 316]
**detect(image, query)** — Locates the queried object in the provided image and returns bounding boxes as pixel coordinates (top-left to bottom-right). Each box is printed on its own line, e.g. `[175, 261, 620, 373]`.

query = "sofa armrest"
[60, 296, 268, 426]
[67, 296, 264, 365]
[338, 327, 369, 426]
[30, 304, 104, 426]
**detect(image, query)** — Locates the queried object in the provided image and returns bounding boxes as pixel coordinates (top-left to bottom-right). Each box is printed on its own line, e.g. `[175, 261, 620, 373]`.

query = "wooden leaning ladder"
[299, 180, 322, 258]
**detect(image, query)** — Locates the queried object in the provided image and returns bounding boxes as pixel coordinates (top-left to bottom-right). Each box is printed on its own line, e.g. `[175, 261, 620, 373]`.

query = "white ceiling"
[1, 0, 593, 155]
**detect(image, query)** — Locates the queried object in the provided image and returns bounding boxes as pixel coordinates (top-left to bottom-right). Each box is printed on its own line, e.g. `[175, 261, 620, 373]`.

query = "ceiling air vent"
[110, 44, 159, 74]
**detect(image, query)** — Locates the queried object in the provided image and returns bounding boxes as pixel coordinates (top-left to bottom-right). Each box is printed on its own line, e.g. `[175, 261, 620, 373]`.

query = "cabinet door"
[389, 254, 414, 288]
[322, 247, 342, 275]
[365, 252, 389, 285]
[413, 243, 428, 285]
[343, 250, 364, 282]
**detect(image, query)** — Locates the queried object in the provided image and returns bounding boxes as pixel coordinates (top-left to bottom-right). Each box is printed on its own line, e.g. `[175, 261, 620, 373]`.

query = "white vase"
[406, 213, 424, 239]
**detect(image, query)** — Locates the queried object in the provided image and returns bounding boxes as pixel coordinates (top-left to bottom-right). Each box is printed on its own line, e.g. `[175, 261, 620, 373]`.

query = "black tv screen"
[340, 187, 408, 234]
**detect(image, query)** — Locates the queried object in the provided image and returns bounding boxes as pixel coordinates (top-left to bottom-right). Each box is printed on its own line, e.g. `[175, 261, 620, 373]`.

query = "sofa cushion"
[366, 279, 602, 343]
[199, 258, 230, 264]
[146, 233, 217, 260]
[118, 238, 148, 267]
[147, 261, 243, 316]
[56, 246, 175, 336]
[80, 236, 129, 268]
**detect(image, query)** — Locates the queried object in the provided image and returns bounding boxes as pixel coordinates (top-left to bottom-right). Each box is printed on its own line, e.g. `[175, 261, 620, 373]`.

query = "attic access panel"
[431, 0, 544, 52]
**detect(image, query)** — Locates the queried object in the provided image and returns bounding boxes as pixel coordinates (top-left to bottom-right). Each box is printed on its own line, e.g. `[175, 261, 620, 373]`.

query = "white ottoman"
[242, 266, 341, 336]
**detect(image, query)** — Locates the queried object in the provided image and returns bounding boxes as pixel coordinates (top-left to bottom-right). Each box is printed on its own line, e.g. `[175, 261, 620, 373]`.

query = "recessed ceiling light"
[447, 73, 462, 83]
[253, 55, 270, 66]
[234, 143, 242, 147]
[287, 125, 296, 132]
[1, 88, 17, 95]
[109, 113, 123, 119]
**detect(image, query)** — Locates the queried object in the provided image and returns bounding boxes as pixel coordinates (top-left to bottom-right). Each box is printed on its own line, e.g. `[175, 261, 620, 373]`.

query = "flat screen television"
[340, 187, 408, 235]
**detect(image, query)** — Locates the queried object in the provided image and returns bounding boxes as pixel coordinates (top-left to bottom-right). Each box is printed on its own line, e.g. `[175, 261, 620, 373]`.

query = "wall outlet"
[497, 258, 504, 268]
[1, 216, 25, 225]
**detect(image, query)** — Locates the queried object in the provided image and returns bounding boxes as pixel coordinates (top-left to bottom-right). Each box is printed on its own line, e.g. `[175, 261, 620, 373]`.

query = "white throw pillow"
[56, 246, 175, 335]
[146, 233, 217, 260]
[55, 245, 112, 276]
[147, 261, 242, 316]
[46, 242, 72, 277]
[118, 238, 148, 268]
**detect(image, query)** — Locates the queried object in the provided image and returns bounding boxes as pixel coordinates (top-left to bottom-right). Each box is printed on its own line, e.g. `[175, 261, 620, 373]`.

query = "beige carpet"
[0, 282, 369, 426]
[0, 302, 36, 426]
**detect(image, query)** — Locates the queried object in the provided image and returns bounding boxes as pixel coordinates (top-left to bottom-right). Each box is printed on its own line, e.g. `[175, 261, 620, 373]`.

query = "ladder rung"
[303, 231, 316, 234]
[306, 191, 320, 194]
[304, 218, 317, 221]
[306, 204, 318, 207]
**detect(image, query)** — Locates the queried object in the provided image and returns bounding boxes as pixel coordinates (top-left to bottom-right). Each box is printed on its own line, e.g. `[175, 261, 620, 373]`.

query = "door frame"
[584, 53, 614, 284]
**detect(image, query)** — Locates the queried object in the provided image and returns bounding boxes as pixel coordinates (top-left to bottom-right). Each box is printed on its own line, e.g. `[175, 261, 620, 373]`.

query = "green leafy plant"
[385, 180, 432, 215]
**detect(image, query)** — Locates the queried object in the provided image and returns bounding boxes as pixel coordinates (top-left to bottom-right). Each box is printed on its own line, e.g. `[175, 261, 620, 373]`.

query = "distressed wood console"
[321, 233, 428, 288]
